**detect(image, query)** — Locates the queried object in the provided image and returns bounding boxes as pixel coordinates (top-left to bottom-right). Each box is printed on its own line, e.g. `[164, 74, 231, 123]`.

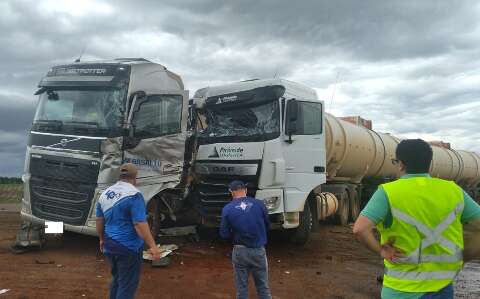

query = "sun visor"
[204, 85, 286, 108]
[38, 63, 130, 88]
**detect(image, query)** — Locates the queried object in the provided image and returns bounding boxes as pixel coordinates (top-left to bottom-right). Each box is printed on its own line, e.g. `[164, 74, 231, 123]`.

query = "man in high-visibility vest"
[353, 139, 480, 299]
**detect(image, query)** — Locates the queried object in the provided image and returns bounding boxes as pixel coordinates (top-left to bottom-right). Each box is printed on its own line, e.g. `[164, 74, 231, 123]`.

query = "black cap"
[228, 180, 247, 192]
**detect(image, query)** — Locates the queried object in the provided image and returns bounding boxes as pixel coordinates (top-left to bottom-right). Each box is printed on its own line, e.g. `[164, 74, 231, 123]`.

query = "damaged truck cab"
[21, 58, 189, 237]
[191, 79, 328, 243]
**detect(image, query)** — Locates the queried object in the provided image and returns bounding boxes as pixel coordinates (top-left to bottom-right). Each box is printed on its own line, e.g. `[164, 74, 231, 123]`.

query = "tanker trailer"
[323, 113, 480, 225]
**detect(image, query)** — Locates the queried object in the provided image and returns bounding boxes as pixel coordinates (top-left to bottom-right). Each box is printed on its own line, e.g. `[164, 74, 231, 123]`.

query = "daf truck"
[189, 79, 480, 243]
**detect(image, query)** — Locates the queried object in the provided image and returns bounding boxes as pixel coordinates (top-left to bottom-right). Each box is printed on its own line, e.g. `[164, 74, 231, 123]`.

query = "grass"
[0, 183, 23, 203]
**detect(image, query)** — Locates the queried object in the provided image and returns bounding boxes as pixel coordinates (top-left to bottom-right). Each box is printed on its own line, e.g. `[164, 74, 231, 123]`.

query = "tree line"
[0, 177, 22, 184]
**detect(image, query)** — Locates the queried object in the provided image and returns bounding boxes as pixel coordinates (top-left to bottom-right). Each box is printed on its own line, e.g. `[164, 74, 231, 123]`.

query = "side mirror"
[285, 100, 298, 143]
[187, 103, 197, 132]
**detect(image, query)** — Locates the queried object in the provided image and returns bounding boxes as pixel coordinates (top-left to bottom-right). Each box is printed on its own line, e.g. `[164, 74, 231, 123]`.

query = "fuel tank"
[325, 113, 480, 187]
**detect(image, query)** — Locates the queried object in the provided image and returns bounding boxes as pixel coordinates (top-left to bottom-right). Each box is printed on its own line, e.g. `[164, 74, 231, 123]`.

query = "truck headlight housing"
[262, 197, 280, 212]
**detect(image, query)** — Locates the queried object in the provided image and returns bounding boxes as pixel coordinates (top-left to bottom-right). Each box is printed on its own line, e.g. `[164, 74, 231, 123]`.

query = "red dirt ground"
[0, 209, 477, 299]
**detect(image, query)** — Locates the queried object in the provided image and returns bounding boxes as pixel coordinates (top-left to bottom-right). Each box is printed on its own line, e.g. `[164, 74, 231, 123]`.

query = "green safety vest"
[378, 177, 464, 293]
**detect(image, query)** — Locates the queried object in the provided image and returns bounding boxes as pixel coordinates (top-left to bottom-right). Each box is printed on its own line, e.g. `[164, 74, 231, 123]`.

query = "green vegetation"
[0, 178, 22, 203]
[0, 177, 22, 184]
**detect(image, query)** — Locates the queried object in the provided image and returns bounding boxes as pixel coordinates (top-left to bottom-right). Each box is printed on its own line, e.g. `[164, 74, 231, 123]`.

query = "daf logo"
[60, 138, 68, 147]
[212, 166, 235, 173]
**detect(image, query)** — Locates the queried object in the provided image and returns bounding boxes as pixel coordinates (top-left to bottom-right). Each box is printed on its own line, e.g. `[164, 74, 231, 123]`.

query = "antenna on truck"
[330, 71, 340, 109]
[74, 45, 87, 63]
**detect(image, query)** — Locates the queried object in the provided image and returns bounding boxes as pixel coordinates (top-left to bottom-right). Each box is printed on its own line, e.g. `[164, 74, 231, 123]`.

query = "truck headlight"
[263, 197, 280, 212]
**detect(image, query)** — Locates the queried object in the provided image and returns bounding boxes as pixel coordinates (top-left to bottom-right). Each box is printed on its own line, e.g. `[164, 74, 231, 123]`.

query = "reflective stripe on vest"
[392, 201, 464, 265]
[385, 268, 459, 280]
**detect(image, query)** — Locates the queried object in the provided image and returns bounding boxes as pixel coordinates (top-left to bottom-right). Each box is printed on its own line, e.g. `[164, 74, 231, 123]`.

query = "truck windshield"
[32, 88, 125, 136]
[199, 100, 280, 142]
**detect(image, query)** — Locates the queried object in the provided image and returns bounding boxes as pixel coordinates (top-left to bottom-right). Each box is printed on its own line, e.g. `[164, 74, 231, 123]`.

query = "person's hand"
[99, 239, 104, 253]
[380, 240, 405, 263]
[148, 246, 161, 261]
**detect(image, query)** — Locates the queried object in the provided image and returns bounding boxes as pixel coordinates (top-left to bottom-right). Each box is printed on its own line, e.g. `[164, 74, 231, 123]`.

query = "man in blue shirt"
[220, 180, 272, 299]
[96, 163, 160, 299]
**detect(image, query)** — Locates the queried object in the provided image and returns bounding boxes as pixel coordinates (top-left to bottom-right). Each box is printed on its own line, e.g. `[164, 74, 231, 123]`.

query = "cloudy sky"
[1, 0, 479, 176]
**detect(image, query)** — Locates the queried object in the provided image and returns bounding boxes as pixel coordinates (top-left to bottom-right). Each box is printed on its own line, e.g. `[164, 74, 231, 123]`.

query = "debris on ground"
[151, 257, 171, 268]
[0, 289, 10, 295]
[142, 244, 179, 261]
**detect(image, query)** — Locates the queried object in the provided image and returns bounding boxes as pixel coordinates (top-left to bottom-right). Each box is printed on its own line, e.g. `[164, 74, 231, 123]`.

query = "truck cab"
[21, 58, 189, 236]
[191, 79, 327, 243]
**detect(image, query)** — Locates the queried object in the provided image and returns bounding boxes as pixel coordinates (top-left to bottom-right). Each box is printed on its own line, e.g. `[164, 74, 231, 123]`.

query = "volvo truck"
[19, 58, 189, 242]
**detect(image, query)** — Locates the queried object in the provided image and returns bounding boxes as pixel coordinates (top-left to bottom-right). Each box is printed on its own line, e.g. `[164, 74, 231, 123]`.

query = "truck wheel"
[349, 192, 361, 222]
[147, 199, 161, 241]
[289, 201, 312, 245]
[335, 193, 349, 226]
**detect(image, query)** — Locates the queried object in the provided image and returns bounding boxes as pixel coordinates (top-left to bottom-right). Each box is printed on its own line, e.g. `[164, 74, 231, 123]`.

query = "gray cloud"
[0, 0, 479, 176]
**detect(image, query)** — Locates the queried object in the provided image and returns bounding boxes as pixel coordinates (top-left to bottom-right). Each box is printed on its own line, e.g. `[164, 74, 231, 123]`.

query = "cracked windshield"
[33, 88, 124, 135]
[200, 100, 280, 140]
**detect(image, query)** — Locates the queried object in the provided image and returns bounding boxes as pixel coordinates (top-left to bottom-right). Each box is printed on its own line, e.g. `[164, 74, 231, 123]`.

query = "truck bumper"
[20, 211, 97, 236]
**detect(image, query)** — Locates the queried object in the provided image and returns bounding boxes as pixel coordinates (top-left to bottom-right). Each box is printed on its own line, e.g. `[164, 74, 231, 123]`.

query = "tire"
[349, 191, 361, 222]
[147, 199, 161, 241]
[335, 192, 350, 226]
[289, 201, 313, 245]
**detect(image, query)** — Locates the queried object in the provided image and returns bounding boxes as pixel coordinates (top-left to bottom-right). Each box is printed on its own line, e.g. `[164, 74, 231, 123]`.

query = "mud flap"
[11, 222, 45, 253]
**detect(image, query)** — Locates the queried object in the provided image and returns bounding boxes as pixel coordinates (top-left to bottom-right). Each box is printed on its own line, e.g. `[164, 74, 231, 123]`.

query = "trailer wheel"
[335, 192, 350, 226]
[349, 191, 361, 222]
[289, 201, 313, 245]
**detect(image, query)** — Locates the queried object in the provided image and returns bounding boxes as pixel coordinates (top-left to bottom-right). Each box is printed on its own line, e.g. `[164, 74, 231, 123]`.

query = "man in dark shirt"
[220, 180, 272, 299]
[96, 163, 160, 299]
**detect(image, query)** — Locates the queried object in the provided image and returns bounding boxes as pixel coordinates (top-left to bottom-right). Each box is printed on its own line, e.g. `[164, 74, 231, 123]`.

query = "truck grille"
[193, 161, 261, 220]
[29, 154, 99, 226]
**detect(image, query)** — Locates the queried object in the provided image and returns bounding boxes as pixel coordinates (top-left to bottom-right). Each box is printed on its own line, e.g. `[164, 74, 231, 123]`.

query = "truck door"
[124, 92, 188, 200]
[282, 99, 327, 212]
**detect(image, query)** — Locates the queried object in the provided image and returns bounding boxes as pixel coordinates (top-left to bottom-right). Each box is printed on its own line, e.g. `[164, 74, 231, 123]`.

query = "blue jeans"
[105, 251, 143, 299]
[232, 246, 272, 299]
[420, 284, 454, 299]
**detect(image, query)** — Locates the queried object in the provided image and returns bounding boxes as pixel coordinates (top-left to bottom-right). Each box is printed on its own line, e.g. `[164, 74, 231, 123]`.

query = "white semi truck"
[189, 79, 480, 243]
[18, 58, 480, 245]
[20, 58, 189, 241]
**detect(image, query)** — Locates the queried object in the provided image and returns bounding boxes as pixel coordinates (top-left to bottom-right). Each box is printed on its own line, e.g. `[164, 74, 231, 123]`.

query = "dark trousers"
[105, 251, 143, 299]
[232, 245, 272, 299]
